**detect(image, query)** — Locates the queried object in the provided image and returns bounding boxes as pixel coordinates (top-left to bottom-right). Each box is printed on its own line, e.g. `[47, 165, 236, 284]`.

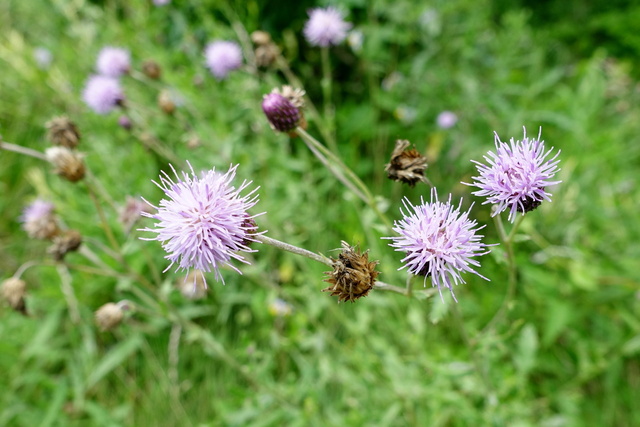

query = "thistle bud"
[46, 116, 81, 149]
[262, 92, 301, 132]
[384, 139, 428, 187]
[95, 302, 125, 331]
[45, 147, 85, 182]
[1, 277, 27, 314]
[323, 241, 380, 303]
[142, 59, 162, 79]
[48, 229, 82, 261]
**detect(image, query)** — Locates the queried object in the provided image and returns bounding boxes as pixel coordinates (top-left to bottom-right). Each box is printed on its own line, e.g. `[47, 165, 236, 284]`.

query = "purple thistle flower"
[82, 75, 124, 114]
[96, 47, 131, 77]
[436, 111, 458, 129]
[153, 0, 170, 6]
[303, 7, 352, 47]
[20, 199, 59, 239]
[464, 128, 561, 222]
[262, 93, 301, 132]
[20, 199, 54, 225]
[204, 41, 243, 80]
[140, 163, 263, 285]
[384, 189, 493, 301]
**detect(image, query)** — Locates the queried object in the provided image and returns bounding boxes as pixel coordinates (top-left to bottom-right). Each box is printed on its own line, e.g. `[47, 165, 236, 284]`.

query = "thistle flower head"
[384, 189, 493, 301]
[48, 230, 82, 261]
[20, 199, 60, 240]
[303, 7, 352, 47]
[436, 111, 458, 129]
[96, 47, 130, 77]
[204, 40, 243, 80]
[46, 116, 81, 149]
[45, 147, 86, 182]
[465, 128, 561, 222]
[384, 139, 428, 187]
[140, 163, 263, 285]
[323, 241, 380, 303]
[262, 92, 301, 132]
[82, 75, 124, 114]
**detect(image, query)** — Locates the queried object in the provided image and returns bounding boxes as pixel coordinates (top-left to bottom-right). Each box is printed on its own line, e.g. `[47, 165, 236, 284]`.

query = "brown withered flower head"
[45, 147, 86, 182]
[46, 116, 81, 149]
[1, 277, 27, 314]
[142, 59, 162, 79]
[384, 139, 428, 187]
[323, 241, 380, 303]
[251, 31, 280, 68]
[95, 301, 129, 331]
[48, 229, 82, 261]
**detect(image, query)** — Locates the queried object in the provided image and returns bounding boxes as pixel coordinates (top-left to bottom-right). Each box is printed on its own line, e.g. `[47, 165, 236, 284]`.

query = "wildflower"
[82, 75, 124, 114]
[251, 31, 279, 68]
[204, 41, 243, 80]
[140, 163, 262, 284]
[465, 128, 561, 222]
[1, 277, 27, 314]
[46, 116, 81, 149]
[436, 111, 458, 129]
[96, 47, 130, 77]
[323, 241, 379, 303]
[45, 147, 85, 182]
[262, 92, 301, 132]
[48, 230, 82, 261]
[152, 0, 170, 6]
[20, 199, 60, 239]
[384, 139, 428, 187]
[384, 189, 493, 301]
[303, 7, 352, 47]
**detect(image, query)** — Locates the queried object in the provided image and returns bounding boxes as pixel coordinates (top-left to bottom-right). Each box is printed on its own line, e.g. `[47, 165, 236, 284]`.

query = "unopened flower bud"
[384, 139, 428, 187]
[323, 241, 380, 303]
[262, 92, 301, 132]
[176, 270, 207, 300]
[48, 229, 82, 261]
[46, 116, 80, 149]
[45, 147, 85, 182]
[1, 277, 27, 313]
[95, 302, 124, 331]
[142, 59, 162, 79]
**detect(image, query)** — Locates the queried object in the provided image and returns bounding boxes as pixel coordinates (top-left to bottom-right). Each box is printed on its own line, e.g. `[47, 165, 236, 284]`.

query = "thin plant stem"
[320, 46, 338, 152]
[257, 235, 332, 266]
[56, 264, 81, 323]
[1, 140, 47, 160]
[85, 180, 122, 259]
[168, 324, 182, 403]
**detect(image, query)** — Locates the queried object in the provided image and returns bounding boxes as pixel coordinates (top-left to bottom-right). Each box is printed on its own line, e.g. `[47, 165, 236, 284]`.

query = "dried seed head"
[48, 229, 82, 261]
[95, 302, 124, 331]
[251, 30, 272, 46]
[262, 92, 301, 132]
[20, 199, 60, 240]
[45, 147, 86, 182]
[46, 116, 81, 149]
[1, 277, 27, 313]
[176, 270, 207, 300]
[384, 139, 428, 187]
[323, 241, 380, 303]
[142, 59, 162, 79]
[254, 44, 279, 68]
[158, 90, 176, 115]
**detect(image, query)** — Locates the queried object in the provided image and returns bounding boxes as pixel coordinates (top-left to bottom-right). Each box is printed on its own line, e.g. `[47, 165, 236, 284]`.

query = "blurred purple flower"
[465, 128, 561, 222]
[140, 163, 262, 284]
[20, 199, 54, 225]
[436, 111, 458, 129]
[262, 93, 301, 132]
[153, 0, 170, 5]
[204, 41, 243, 80]
[96, 47, 130, 77]
[384, 189, 493, 301]
[82, 75, 124, 114]
[303, 7, 352, 47]
[20, 199, 59, 239]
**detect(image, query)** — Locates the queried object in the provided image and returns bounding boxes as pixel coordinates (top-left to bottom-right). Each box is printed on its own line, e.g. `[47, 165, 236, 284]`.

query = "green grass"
[1, 0, 640, 426]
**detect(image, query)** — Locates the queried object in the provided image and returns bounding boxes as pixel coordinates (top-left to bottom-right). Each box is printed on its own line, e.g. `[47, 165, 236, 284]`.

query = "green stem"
[320, 46, 337, 152]
[0, 140, 47, 160]
[257, 235, 332, 266]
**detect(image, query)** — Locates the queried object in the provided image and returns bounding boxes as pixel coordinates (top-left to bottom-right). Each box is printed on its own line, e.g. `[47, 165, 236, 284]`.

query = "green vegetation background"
[1, 0, 639, 425]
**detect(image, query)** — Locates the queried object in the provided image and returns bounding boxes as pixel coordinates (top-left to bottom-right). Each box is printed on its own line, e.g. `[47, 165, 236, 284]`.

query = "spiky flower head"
[96, 47, 131, 77]
[304, 7, 352, 47]
[262, 92, 301, 132]
[46, 116, 81, 149]
[465, 128, 561, 222]
[384, 139, 428, 187]
[204, 40, 243, 80]
[45, 147, 85, 182]
[82, 75, 124, 114]
[323, 241, 380, 303]
[20, 199, 60, 240]
[140, 163, 263, 285]
[384, 189, 493, 301]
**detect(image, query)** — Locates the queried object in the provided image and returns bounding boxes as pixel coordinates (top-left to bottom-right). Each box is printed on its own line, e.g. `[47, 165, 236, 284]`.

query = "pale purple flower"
[96, 47, 130, 77]
[33, 47, 53, 69]
[20, 199, 59, 239]
[436, 111, 458, 129]
[82, 75, 124, 114]
[20, 199, 54, 225]
[262, 93, 301, 132]
[384, 189, 493, 301]
[303, 7, 352, 47]
[204, 41, 243, 80]
[465, 128, 561, 222]
[153, 0, 170, 5]
[141, 163, 263, 284]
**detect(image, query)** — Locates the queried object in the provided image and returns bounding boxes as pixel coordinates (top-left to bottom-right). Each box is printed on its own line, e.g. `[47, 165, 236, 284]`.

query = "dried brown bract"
[1, 277, 27, 314]
[384, 139, 428, 187]
[46, 116, 81, 149]
[323, 241, 380, 303]
[45, 147, 86, 182]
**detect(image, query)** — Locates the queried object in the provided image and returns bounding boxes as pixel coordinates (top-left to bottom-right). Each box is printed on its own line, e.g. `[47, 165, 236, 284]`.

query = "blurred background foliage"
[1, 0, 639, 425]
